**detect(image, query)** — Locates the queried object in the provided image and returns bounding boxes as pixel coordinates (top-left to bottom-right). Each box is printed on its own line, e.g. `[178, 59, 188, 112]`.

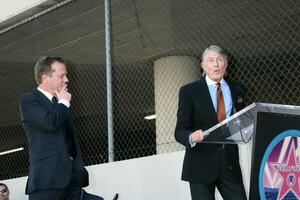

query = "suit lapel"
[33, 88, 74, 133]
[194, 77, 219, 123]
[32, 88, 53, 107]
[225, 78, 238, 115]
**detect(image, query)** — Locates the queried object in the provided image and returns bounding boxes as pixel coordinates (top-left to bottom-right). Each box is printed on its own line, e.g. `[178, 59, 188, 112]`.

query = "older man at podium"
[175, 45, 247, 200]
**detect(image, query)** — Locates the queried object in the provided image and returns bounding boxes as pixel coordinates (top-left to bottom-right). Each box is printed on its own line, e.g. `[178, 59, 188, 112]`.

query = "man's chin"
[210, 76, 222, 82]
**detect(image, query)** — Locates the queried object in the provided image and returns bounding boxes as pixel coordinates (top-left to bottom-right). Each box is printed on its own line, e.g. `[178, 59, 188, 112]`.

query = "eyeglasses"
[0, 189, 7, 193]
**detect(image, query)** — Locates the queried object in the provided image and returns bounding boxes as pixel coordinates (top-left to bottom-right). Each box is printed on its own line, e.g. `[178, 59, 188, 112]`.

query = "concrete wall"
[1, 148, 252, 200]
[2, 151, 189, 200]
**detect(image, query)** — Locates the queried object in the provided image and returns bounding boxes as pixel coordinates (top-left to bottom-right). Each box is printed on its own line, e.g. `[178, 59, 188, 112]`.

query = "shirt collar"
[205, 75, 224, 86]
[37, 87, 54, 101]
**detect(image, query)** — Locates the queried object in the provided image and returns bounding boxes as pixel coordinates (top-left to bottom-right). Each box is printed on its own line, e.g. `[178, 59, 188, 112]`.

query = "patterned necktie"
[216, 83, 226, 122]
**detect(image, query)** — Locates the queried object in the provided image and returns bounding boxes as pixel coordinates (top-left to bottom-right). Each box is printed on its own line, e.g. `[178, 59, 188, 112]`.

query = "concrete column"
[154, 56, 200, 154]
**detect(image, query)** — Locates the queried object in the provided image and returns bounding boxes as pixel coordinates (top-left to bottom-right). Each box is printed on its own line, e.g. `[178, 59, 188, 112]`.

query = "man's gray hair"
[201, 45, 228, 61]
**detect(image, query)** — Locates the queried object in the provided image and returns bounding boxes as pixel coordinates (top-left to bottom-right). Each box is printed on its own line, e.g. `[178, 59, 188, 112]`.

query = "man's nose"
[64, 76, 69, 83]
[212, 60, 219, 67]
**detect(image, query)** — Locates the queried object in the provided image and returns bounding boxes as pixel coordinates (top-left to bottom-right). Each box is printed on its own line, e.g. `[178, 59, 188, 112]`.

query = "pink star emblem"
[271, 144, 300, 199]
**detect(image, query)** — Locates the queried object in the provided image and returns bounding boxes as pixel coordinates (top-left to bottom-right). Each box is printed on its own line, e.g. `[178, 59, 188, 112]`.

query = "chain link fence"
[0, 0, 299, 180]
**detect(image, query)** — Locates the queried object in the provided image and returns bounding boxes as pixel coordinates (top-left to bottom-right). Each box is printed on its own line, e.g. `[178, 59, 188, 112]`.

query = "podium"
[201, 103, 300, 200]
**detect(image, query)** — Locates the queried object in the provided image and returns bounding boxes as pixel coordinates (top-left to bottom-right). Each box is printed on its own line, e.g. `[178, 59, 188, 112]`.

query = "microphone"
[113, 193, 119, 200]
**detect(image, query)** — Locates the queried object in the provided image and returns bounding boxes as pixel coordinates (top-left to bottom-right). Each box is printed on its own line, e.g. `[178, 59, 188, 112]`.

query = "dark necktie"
[52, 96, 58, 105]
[52, 96, 58, 106]
[216, 83, 226, 122]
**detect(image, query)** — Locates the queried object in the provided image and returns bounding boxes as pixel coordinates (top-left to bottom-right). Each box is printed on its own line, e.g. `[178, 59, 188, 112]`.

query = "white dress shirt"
[37, 87, 70, 108]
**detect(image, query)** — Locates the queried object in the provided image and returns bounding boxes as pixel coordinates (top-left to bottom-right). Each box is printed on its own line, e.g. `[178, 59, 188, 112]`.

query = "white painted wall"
[0, 0, 47, 23]
[2, 149, 252, 200]
[2, 151, 190, 200]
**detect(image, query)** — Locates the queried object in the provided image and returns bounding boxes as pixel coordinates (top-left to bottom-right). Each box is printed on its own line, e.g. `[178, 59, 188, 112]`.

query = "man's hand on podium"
[191, 129, 205, 143]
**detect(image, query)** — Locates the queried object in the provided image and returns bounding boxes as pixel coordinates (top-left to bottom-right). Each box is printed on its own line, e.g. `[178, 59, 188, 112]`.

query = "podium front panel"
[249, 112, 300, 200]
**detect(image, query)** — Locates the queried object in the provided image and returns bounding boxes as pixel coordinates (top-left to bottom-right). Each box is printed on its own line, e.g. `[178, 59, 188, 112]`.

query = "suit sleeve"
[233, 81, 247, 112]
[20, 94, 71, 133]
[174, 86, 193, 148]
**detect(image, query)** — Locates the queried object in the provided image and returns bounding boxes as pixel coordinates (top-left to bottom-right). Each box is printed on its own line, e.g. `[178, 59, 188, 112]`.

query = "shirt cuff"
[58, 99, 70, 108]
[189, 134, 196, 148]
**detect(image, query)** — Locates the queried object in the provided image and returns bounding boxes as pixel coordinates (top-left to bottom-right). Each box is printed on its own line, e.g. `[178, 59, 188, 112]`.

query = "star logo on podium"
[271, 144, 300, 199]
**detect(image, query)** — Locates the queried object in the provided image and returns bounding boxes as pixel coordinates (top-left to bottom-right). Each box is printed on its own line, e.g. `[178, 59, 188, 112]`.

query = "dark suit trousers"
[189, 150, 247, 200]
[29, 186, 81, 200]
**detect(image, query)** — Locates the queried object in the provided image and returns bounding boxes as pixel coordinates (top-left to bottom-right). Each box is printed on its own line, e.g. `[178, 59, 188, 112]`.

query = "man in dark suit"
[175, 45, 247, 200]
[20, 56, 89, 200]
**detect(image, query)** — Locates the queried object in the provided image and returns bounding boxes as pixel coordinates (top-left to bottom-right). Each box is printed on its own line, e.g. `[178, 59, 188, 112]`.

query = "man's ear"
[200, 63, 206, 76]
[200, 62, 205, 71]
[41, 74, 48, 83]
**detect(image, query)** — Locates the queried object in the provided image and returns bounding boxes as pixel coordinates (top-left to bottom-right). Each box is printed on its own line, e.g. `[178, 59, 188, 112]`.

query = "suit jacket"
[20, 89, 89, 194]
[81, 189, 104, 200]
[174, 76, 246, 183]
